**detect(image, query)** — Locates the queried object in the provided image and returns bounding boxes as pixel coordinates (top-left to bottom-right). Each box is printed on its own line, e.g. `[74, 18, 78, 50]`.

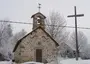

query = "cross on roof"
[38, 3, 41, 12]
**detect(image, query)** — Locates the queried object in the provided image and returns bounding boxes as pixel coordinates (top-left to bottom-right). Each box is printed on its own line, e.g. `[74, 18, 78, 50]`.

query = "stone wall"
[14, 28, 58, 63]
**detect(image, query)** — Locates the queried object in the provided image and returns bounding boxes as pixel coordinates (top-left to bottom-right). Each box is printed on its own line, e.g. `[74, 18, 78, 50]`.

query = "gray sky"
[0, 0, 90, 43]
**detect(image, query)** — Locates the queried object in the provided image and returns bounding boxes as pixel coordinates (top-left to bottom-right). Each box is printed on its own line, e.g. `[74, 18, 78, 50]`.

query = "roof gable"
[31, 12, 46, 19]
[13, 26, 59, 52]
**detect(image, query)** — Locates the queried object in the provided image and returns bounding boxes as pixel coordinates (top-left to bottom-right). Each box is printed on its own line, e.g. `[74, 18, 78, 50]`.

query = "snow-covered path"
[60, 58, 90, 64]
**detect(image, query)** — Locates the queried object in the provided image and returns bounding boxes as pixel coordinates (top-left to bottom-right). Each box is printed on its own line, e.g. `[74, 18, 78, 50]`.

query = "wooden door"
[36, 49, 42, 62]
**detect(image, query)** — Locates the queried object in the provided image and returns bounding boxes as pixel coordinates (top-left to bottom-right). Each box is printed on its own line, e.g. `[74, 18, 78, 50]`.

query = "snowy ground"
[0, 58, 90, 64]
[0, 61, 13, 64]
[60, 58, 90, 64]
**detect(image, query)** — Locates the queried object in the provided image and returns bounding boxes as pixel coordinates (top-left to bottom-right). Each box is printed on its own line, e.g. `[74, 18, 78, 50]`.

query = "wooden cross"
[38, 3, 41, 12]
[67, 6, 84, 60]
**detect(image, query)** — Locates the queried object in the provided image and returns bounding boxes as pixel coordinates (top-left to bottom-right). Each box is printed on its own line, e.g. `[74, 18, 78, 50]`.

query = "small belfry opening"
[36, 16, 42, 25]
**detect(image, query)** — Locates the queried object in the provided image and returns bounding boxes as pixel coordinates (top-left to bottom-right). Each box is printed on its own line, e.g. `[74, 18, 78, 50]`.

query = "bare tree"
[0, 20, 13, 60]
[10, 29, 26, 50]
[70, 31, 88, 53]
[45, 12, 69, 45]
[45, 12, 70, 60]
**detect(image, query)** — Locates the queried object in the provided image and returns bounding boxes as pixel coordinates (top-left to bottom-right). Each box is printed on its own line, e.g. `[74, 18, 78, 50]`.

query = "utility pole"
[67, 6, 84, 60]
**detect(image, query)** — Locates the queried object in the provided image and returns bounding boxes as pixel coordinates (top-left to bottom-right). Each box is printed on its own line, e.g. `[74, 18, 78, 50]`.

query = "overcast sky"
[0, 0, 90, 43]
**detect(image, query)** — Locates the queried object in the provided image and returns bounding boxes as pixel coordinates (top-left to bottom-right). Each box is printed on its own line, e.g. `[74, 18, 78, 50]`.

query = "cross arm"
[67, 14, 84, 17]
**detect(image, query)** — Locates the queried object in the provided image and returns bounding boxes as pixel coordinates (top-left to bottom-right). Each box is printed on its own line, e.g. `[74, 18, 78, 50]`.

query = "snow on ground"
[21, 61, 44, 64]
[0, 59, 90, 64]
[0, 61, 12, 64]
[60, 58, 90, 64]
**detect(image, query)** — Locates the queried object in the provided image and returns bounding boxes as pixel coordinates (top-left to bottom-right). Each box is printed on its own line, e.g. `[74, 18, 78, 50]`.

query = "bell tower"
[31, 4, 46, 30]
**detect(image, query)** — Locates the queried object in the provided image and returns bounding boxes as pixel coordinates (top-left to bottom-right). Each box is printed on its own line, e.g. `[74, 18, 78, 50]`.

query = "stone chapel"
[13, 12, 59, 63]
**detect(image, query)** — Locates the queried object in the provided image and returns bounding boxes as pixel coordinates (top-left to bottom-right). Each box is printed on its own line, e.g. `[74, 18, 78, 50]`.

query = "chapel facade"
[13, 12, 59, 63]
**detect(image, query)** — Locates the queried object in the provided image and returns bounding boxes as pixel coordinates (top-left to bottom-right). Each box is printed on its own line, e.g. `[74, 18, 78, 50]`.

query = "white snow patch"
[0, 61, 12, 64]
[21, 61, 44, 64]
[60, 58, 90, 64]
